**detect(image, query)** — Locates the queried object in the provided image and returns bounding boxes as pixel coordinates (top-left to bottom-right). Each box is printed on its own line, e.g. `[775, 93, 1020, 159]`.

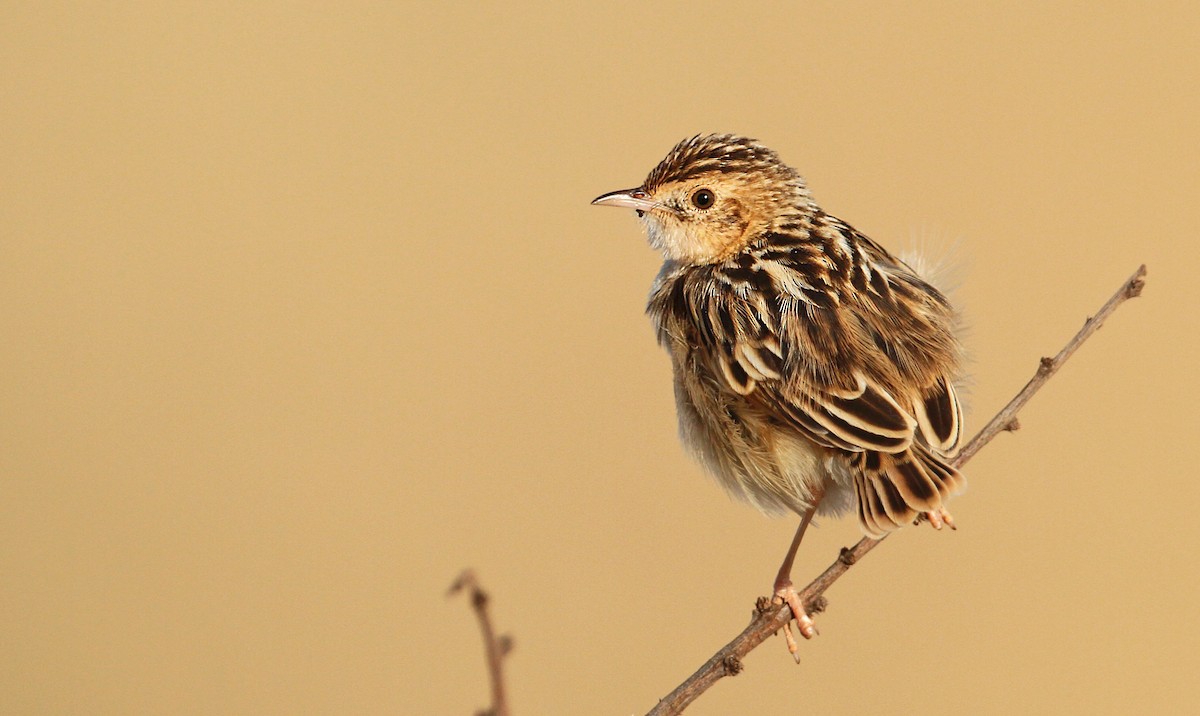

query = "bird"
[591, 134, 966, 657]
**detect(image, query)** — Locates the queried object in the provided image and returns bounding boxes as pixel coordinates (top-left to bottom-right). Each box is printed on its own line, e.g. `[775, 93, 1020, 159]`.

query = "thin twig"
[955, 264, 1147, 463]
[646, 265, 1147, 716]
[449, 570, 513, 716]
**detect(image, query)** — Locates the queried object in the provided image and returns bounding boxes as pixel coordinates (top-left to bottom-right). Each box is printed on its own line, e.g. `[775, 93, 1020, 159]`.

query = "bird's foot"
[772, 580, 818, 663]
[915, 505, 957, 530]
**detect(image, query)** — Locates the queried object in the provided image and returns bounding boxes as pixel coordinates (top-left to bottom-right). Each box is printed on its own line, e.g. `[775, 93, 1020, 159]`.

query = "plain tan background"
[3, 2, 1197, 714]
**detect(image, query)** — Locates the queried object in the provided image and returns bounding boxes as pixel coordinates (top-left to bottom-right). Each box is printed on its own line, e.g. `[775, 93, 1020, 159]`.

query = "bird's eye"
[691, 188, 715, 209]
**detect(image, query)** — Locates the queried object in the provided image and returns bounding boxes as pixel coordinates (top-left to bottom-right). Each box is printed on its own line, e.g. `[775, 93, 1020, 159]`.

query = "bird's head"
[592, 134, 814, 265]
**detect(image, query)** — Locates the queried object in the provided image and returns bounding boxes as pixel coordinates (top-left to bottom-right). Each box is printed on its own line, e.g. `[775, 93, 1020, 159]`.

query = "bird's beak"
[590, 188, 657, 212]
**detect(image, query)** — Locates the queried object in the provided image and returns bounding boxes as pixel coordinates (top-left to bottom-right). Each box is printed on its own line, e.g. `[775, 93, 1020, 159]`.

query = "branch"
[954, 264, 1147, 463]
[449, 570, 513, 716]
[647, 264, 1148, 716]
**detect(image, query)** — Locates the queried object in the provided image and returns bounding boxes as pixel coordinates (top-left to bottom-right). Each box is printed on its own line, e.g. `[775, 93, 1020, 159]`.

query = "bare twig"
[955, 264, 1147, 463]
[449, 570, 513, 716]
[646, 265, 1147, 716]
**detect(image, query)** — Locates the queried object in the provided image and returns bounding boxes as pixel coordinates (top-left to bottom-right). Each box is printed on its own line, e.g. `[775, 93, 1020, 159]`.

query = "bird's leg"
[772, 506, 819, 660]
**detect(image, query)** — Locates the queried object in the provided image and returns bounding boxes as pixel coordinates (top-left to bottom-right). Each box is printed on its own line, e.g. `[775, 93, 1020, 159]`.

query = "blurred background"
[3, 2, 1197, 714]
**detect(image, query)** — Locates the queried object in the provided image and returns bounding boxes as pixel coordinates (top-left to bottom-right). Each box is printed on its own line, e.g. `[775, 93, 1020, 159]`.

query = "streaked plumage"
[596, 134, 965, 537]
[592, 134, 966, 651]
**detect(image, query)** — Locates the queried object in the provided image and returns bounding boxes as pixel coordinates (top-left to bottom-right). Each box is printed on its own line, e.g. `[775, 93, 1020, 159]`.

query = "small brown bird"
[592, 134, 965, 654]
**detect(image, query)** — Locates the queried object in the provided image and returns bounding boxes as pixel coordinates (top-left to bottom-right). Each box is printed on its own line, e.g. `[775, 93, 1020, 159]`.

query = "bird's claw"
[915, 505, 957, 530]
[773, 583, 818, 662]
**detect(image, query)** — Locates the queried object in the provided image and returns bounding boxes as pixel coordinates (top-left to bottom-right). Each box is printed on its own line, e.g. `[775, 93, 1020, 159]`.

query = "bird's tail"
[852, 444, 966, 538]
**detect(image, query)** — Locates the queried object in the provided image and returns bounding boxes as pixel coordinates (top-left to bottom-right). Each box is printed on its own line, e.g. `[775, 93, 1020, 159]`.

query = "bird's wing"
[689, 278, 919, 456]
[692, 280, 967, 524]
[848, 228, 965, 456]
[722, 343, 917, 454]
[913, 375, 963, 454]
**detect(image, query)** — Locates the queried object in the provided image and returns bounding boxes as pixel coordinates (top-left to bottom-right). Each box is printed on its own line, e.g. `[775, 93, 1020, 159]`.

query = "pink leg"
[772, 506, 819, 660]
